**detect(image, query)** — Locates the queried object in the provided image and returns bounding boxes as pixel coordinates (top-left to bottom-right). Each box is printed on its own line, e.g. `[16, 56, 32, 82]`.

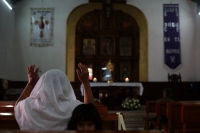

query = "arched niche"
[66, 3, 148, 82]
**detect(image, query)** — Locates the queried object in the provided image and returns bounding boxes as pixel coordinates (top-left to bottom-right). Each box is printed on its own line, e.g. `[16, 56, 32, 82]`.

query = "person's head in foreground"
[67, 103, 102, 131]
[163, 88, 172, 97]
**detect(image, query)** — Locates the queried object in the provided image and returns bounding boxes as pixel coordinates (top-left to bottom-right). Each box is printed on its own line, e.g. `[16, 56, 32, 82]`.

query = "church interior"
[0, 0, 200, 132]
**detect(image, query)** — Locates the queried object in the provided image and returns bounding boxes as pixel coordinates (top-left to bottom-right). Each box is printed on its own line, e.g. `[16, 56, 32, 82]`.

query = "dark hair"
[67, 103, 102, 130]
[164, 88, 172, 97]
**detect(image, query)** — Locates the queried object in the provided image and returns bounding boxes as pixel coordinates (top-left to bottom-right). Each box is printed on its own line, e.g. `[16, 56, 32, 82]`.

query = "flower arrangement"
[121, 97, 140, 110]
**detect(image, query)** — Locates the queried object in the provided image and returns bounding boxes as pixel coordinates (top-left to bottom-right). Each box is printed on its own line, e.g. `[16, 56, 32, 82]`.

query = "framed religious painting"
[100, 36, 115, 55]
[30, 8, 54, 47]
[83, 39, 96, 55]
[119, 37, 132, 56]
[120, 61, 131, 81]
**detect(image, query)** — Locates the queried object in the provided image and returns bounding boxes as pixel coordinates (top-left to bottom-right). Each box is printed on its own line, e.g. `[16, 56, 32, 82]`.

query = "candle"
[93, 77, 97, 82]
[125, 78, 129, 82]
[88, 68, 93, 80]
[89, 75, 92, 80]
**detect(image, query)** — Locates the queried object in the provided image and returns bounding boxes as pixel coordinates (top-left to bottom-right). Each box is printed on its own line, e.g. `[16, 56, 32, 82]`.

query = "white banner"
[30, 8, 54, 47]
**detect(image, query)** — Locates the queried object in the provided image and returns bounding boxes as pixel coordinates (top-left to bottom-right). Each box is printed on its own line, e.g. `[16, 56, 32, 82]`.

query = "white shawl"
[14, 69, 82, 130]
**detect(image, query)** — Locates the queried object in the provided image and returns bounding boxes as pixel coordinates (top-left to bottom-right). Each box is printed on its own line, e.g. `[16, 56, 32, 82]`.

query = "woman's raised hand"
[27, 65, 39, 85]
[76, 63, 89, 83]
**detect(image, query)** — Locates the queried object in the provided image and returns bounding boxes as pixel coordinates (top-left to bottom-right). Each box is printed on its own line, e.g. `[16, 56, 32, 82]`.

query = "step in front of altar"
[108, 105, 156, 129]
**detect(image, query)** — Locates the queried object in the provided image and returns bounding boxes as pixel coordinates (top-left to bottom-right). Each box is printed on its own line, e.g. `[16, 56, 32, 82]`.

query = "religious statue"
[106, 59, 114, 72]
[102, 60, 114, 81]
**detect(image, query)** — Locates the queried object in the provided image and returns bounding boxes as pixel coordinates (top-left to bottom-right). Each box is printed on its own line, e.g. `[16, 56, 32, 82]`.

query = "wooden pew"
[163, 102, 183, 133]
[95, 103, 108, 114]
[0, 111, 117, 130]
[100, 113, 118, 130]
[95, 102, 122, 130]
[143, 101, 156, 129]
[177, 104, 200, 133]
[0, 101, 19, 129]
[0, 112, 19, 129]
[95, 103, 118, 130]
[0, 101, 117, 130]
[0, 101, 109, 114]
[0, 101, 15, 112]
[152, 102, 169, 130]
[164, 101, 200, 133]
[0, 101, 163, 132]
[0, 130, 163, 133]
[144, 101, 200, 133]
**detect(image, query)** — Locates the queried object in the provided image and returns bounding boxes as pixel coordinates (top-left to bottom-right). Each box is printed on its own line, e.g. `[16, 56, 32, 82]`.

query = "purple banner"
[163, 4, 181, 70]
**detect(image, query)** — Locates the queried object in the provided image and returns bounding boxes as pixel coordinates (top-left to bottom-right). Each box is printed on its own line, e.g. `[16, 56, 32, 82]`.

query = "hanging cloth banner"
[163, 4, 181, 70]
[30, 8, 54, 47]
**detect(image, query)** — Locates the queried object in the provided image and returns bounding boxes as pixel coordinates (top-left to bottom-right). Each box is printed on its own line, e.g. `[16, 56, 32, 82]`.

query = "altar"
[80, 82, 144, 110]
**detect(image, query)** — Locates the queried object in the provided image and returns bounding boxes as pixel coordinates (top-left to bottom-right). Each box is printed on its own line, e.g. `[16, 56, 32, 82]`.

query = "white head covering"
[15, 69, 82, 130]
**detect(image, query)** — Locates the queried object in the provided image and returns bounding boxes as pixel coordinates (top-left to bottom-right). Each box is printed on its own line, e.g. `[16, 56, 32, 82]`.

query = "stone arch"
[66, 3, 148, 81]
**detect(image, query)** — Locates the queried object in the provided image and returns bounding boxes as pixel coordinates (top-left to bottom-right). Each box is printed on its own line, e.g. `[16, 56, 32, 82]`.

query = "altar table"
[81, 82, 143, 96]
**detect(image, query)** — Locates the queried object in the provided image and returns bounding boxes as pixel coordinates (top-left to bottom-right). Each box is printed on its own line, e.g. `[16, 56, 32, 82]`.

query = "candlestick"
[107, 80, 113, 84]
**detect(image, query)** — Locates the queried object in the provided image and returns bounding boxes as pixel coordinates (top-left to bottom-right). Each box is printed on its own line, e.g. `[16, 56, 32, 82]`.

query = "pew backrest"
[146, 101, 156, 114]
[96, 106, 108, 114]
[179, 101, 200, 104]
[168, 101, 200, 122]
[100, 113, 118, 130]
[143, 101, 157, 129]
[181, 103, 200, 123]
[180, 104, 200, 133]
[154, 102, 176, 130]
[0, 101, 15, 113]
[167, 102, 182, 122]
[156, 102, 168, 116]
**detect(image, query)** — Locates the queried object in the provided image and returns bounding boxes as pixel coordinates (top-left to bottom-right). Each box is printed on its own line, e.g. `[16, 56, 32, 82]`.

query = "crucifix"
[34, 15, 49, 38]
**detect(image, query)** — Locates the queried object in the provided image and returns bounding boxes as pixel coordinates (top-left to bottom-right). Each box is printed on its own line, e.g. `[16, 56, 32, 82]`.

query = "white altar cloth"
[80, 82, 143, 96]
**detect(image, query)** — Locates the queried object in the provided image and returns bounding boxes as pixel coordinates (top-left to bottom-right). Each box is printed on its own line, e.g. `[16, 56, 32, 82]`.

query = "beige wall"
[0, 0, 199, 81]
